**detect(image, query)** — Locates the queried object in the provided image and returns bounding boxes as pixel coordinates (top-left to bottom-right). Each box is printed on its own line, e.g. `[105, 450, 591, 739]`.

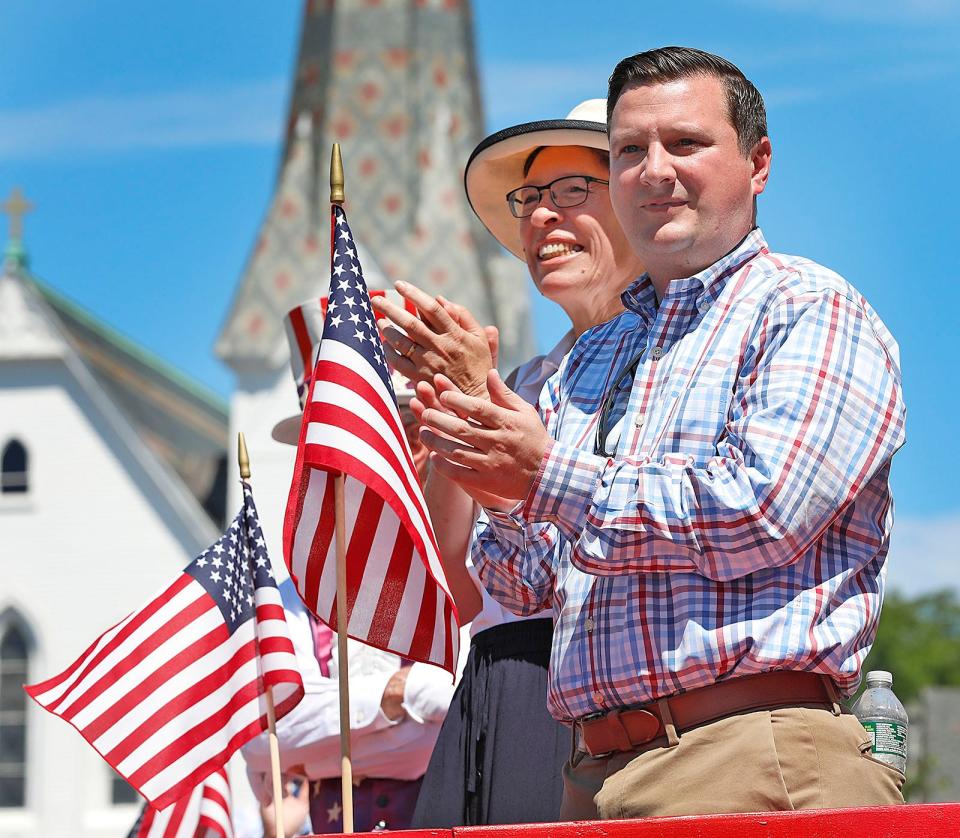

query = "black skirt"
[411, 618, 568, 827]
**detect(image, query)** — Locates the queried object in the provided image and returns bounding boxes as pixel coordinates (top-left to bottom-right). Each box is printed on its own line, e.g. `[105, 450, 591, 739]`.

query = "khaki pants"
[561, 707, 904, 820]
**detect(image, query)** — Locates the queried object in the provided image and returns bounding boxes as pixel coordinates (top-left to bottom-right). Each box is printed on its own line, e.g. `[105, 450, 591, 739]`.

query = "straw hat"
[464, 99, 608, 260]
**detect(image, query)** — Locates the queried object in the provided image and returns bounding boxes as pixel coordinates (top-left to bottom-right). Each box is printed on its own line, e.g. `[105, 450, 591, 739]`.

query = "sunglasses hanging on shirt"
[594, 348, 647, 458]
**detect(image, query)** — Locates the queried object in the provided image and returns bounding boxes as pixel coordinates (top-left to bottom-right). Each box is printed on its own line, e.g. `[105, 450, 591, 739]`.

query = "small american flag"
[128, 767, 233, 838]
[25, 483, 304, 811]
[282, 204, 459, 674]
[284, 290, 418, 410]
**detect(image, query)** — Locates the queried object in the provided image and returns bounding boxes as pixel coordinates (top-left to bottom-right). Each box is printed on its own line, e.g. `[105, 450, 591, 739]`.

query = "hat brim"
[271, 390, 416, 447]
[271, 415, 303, 446]
[464, 119, 608, 260]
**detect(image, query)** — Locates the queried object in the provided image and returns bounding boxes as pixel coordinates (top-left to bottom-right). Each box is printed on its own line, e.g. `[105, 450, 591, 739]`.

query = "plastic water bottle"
[853, 670, 908, 774]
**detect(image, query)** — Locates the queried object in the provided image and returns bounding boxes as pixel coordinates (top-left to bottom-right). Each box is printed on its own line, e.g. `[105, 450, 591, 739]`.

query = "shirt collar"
[622, 227, 768, 316]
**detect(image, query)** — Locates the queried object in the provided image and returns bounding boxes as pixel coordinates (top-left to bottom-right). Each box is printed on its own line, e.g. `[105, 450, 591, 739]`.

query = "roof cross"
[2, 187, 34, 241]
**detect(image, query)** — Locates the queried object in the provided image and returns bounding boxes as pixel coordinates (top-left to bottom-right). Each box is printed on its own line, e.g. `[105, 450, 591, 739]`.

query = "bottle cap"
[865, 670, 893, 688]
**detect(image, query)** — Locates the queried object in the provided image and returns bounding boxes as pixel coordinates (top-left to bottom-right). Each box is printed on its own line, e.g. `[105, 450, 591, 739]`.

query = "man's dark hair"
[607, 47, 767, 155]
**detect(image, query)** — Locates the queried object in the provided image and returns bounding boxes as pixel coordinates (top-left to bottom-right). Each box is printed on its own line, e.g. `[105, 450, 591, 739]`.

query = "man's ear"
[751, 136, 772, 197]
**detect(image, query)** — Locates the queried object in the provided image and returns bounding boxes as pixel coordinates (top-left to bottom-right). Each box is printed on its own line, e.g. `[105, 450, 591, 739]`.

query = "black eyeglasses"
[505, 175, 609, 219]
[594, 349, 645, 457]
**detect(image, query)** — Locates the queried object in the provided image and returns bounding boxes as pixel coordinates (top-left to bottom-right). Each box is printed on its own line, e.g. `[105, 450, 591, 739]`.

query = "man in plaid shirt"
[415, 47, 906, 818]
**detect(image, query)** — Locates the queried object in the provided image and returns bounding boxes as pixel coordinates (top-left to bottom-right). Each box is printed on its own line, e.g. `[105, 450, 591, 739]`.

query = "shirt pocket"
[654, 384, 732, 464]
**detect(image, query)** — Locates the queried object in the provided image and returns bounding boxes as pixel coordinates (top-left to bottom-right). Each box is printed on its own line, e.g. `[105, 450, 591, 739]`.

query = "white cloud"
[764, 57, 957, 106]
[885, 512, 960, 596]
[763, 85, 826, 106]
[0, 78, 287, 160]
[481, 49, 958, 120]
[740, 0, 959, 24]
[480, 60, 612, 129]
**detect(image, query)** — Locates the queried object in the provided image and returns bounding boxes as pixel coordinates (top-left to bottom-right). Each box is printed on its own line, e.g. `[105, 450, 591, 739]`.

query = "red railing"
[310, 803, 960, 837]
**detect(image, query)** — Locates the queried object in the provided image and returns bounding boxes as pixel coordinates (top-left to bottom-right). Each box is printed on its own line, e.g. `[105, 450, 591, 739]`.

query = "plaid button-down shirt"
[474, 229, 906, 723]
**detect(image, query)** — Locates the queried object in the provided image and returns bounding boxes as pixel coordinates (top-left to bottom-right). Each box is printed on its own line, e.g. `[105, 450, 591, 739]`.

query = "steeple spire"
[217, 0, 531, 372]
[2, 187, 33, 272]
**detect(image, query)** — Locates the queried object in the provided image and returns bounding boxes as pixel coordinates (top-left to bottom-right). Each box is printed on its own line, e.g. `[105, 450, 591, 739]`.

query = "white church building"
[0, 230, 229, 837]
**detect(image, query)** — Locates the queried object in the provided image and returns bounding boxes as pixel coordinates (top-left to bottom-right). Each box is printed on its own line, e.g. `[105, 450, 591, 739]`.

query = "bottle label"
[861, 720, 907, 758]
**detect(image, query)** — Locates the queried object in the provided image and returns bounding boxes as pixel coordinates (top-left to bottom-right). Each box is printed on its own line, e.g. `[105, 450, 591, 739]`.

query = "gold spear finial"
[237, 432, 251, 480]
[330, 143, 345, 205]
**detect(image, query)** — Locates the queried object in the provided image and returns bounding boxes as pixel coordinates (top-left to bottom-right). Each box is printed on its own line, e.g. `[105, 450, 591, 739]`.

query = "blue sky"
[1, 1, 957, 591]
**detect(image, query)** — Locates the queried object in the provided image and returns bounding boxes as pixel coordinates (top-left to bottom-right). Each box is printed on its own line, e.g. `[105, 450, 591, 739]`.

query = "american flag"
[25, 483, 304, 811]
[128, 768, 233, 838]
[282, 204, 459, 674]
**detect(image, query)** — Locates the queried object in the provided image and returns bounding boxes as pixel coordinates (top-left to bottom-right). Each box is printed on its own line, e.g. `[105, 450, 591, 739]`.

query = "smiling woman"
[516, 146, 639, 335]
[465, 99, 644, 338]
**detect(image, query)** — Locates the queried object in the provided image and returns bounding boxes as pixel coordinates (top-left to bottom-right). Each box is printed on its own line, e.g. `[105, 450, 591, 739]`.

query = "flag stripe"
[288, 305, 314, 382]
[85, 616, 228, 745]
[68, 593, 220, 729]
[104, 636, 254, 765]
[345, 511, 401, 638]
[40, 584, 210, 723]
[359, 526, 414, 649]
[303, 442, 453, 607]
[28, 612, 136, 700]
[163, 795, 190, 838]
[304, 434, 439, 587]
[137, 805, 157, 835]
[34, 574, 194, 709]
[307, 366, 421, 511]
[64, 592, 217, 724]
[305, 400, 424, 537]
[343, 486, 384, 621]
[311, 359, 418, 477]
[128, 674, 260, 792]
[389, 548, 426, 654]
[304, 351, 448, 581]
[132, 767, 232, 838]
[302, 443, 454, 669]
[304, 472, 337, 613]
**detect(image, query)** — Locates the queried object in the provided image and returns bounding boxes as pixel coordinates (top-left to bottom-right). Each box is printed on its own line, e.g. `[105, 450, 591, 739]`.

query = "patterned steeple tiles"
[217, 0, 532, 372]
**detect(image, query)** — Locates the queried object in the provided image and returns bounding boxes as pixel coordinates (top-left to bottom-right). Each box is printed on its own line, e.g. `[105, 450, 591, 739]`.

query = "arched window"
[0, 622, 29, 807]
[110, 769, 139, 805]
[1, 441, 28, 494]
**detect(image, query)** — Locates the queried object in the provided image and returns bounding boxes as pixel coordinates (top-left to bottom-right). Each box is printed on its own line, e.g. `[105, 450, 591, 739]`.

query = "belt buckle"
[578, 711, 615, 759]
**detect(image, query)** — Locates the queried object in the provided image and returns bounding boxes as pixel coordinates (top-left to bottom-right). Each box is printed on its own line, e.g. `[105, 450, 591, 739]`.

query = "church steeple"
[2, 187, 33, 273]
[216, 0, 531, 372]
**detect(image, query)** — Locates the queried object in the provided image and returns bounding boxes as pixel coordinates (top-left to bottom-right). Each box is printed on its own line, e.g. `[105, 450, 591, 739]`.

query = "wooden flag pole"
[238, 432, 286, 838]
[333, 475, 354, 832]
[331, 143, 355, 834]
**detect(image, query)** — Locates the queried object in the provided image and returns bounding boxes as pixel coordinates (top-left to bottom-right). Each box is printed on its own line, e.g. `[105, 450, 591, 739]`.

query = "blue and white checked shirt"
[474, 229, 906, 723]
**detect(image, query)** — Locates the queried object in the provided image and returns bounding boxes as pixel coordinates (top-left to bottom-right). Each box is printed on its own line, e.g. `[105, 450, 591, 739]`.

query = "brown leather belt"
[575, 671, 840, 758]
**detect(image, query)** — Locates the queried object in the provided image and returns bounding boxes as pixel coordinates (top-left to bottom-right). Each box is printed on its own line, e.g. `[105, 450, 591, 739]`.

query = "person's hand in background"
[380, 666, 412, 722]
[260, 774, 311, 838]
